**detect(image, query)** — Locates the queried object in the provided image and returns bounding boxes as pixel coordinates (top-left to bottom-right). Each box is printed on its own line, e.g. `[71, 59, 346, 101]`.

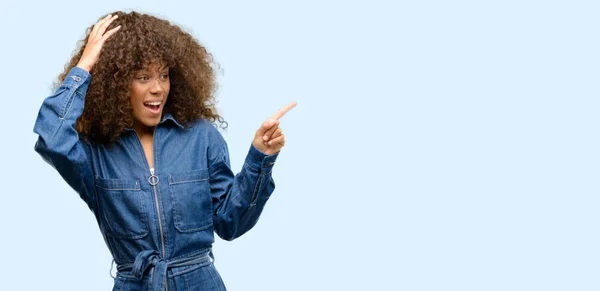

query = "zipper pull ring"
[148, 167, 159, 185]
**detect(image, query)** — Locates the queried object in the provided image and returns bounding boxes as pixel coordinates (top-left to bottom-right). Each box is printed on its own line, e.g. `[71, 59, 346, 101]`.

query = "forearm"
[34, 67, 91, 147]
[212, 144, 278, 240]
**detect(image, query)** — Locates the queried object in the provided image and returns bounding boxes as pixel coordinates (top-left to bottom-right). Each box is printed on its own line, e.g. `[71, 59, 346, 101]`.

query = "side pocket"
[112, 276, 125, 291]
[95, 177, 149, 239]
[207, 264, 227, 291]
[169, 169, 213, 233]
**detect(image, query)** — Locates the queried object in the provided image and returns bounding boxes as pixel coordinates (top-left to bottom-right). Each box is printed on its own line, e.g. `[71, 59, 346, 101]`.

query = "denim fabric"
[34, 67, 278, 290]
[113, 258, 227, 291]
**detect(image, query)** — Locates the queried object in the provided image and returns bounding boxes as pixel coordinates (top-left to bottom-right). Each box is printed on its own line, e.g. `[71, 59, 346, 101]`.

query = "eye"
[136, 75, 150, 82]
[160, 73, 169, 80]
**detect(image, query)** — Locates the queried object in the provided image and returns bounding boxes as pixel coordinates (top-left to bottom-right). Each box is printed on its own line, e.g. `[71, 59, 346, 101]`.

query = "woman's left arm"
[209, 102, 295, 240]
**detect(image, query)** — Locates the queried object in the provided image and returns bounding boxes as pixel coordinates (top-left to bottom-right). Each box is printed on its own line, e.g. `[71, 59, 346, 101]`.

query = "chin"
[143, 118, 161, 127]
[133, 116, 161, 129]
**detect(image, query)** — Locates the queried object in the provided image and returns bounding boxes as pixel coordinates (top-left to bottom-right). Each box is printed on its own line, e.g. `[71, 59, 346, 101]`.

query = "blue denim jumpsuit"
[33, 67, 278, 290]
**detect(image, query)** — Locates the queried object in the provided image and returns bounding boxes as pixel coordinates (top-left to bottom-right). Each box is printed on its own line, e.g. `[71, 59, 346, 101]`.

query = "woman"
[33, 11, 294, 291]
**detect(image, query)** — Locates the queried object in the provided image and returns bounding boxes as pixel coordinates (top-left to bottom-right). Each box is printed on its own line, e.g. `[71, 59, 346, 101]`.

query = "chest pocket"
[95, 177, 149, 239]
[169, 169, 213, 232]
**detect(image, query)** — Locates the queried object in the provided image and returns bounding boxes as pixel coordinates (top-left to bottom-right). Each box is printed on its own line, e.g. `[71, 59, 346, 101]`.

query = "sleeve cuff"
[244, 144, 279, 173]
[62, 67, 92, 89]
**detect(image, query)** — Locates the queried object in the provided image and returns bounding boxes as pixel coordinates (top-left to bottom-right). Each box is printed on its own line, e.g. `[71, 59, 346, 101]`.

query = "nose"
[149, 78, 165, 94]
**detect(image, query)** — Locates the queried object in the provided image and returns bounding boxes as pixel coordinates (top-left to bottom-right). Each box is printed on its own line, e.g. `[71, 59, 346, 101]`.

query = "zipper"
[134, 128, 168, 289]
[149, 167, 166, 258]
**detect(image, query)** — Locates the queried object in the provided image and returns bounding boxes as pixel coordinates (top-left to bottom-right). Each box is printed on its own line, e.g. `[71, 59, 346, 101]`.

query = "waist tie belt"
[116, 248, 213, 291]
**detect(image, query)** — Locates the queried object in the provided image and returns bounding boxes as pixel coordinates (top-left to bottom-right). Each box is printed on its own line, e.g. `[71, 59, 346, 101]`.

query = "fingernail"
[269, 120, 275, 125]
[268, 141, 272, 145]
[263, 135, 268, 141]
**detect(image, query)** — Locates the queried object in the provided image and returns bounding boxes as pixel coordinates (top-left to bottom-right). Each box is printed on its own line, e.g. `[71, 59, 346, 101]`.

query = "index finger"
[270, 102, 297, 120]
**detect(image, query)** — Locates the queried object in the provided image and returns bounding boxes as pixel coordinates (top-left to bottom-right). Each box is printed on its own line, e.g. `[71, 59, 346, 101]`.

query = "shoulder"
[186, 118, 230, 166]
[186, 118, 226, 145]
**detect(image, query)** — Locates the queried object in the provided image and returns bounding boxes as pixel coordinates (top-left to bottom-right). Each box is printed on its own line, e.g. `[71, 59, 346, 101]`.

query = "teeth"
[144, 101, 161, 106]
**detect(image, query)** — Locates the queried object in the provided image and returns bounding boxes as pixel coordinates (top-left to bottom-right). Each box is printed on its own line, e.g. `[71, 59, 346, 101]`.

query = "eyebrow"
[157, 62, 169, 71]
[153, 67, 169, 73]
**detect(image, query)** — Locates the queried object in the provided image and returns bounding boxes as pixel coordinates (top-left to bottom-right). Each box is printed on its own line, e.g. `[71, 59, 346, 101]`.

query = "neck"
[133, 122, 154, 140]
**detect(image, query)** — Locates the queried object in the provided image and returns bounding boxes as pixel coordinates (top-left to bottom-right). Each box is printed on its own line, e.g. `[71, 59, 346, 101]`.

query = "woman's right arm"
[33, 68, 96, 206]
[33, 14, 121, 208]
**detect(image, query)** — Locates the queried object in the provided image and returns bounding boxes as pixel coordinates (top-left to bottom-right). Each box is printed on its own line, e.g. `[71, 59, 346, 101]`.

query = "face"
[129, 60, 170, 133]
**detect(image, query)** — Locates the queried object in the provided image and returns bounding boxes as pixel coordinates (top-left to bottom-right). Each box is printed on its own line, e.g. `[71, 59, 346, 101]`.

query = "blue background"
[1, 0, 599, 290]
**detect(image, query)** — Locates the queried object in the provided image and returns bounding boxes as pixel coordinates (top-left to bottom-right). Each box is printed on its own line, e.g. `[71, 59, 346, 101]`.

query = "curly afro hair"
[56, 11, 225, 144]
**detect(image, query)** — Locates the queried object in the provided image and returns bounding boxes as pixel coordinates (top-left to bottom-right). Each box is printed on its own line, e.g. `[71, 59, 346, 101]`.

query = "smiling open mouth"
[144, 101, 162, 114]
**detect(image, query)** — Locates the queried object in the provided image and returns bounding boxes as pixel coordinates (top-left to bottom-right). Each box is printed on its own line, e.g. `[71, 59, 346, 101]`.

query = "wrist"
[75, 63, 92, 73]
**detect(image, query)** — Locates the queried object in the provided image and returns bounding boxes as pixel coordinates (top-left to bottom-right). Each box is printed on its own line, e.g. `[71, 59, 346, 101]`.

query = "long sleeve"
[33, 67, 96, 209]
[208, 134, 279, 241]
